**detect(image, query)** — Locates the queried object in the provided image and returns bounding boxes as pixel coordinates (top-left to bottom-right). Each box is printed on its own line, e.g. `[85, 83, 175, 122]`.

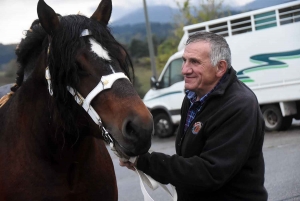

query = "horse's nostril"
[125, 121, 138, 137]
[122, 115, 154, 144]
[121, 116, 153, 155]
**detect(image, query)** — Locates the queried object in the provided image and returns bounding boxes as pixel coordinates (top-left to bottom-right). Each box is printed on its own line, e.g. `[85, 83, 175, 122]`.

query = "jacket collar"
[210, 67, 237, 97]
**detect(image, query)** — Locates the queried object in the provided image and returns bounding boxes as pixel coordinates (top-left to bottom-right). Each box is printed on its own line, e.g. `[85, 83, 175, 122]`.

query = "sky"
[0, 0, 254, 45]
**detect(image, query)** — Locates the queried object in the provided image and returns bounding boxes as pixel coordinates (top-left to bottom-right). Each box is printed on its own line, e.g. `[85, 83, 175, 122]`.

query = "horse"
[0, 0, 154, 200]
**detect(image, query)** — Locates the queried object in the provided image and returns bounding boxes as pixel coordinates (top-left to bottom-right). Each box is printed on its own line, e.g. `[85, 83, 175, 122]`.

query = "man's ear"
[216, 60, 227, 78]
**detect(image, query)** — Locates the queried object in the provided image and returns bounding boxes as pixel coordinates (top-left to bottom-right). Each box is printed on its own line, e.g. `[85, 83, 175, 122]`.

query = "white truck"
[143, 1, 300, 137]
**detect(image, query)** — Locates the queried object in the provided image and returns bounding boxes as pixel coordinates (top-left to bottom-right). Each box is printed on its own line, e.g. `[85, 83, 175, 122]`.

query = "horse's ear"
[37, 0, 60, 36]
[90, 0, 112, 25]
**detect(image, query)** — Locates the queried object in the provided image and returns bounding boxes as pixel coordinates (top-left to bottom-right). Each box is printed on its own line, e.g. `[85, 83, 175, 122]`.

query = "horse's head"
[35, 0, 154, 158]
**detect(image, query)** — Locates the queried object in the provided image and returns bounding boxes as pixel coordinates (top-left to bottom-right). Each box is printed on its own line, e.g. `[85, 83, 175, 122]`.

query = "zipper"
[177, 88, 224, 147]
[178, 72, 231, 147]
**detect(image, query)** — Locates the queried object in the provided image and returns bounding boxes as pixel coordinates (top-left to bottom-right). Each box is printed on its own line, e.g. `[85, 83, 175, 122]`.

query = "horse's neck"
[3, 79, 82, 158]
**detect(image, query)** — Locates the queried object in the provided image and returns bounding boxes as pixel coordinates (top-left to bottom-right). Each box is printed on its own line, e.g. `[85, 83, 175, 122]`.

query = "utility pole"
[143, 0, 157, 80]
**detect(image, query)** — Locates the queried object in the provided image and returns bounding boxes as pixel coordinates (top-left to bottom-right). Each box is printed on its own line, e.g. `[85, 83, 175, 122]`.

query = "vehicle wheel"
[154, 113, 174, 138]
[262, 105, 293, 131]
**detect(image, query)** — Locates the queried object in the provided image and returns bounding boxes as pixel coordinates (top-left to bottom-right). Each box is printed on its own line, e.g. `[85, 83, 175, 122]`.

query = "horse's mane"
[0, 19, 47, 108]
[12, 19, 48, 92]
[11, 14, 134, 135]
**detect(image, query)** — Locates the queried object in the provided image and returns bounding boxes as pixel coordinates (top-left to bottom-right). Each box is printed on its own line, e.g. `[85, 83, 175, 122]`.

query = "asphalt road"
[108, 121, 300, 201]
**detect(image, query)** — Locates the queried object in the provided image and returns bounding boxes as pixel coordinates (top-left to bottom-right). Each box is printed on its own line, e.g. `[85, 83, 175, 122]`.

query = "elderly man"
[121, 31, 268, 201]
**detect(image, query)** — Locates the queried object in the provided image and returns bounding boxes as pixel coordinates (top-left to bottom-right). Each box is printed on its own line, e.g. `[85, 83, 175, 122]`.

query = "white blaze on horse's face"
[89, 38, 111, 61]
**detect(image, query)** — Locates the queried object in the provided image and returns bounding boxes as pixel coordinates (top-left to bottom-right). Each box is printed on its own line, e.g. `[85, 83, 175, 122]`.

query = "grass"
[133, 58, 163, 98]
[134, 67, 152, 98]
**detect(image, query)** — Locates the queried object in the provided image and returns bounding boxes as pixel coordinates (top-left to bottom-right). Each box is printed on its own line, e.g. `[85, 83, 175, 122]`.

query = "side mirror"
[150, 76, 158, 89]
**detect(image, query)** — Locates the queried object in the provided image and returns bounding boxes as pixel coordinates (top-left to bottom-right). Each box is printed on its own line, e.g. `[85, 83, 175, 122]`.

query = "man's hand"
[119, 156, 138, 171]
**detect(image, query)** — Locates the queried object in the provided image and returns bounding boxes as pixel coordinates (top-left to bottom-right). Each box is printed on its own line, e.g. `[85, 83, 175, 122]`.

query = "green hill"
[111, 22, 174, 45]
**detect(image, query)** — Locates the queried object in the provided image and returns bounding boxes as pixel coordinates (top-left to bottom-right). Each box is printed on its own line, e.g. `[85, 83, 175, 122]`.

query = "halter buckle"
[101, 127, 113, 144]
[102, 79, 109, 85]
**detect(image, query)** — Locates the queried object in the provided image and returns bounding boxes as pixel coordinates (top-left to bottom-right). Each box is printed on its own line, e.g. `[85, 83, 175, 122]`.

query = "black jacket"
[137, 68, 268, 201]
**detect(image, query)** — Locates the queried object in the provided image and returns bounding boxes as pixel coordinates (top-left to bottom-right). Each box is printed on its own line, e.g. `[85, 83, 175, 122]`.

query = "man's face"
[182, 41, 219, 98]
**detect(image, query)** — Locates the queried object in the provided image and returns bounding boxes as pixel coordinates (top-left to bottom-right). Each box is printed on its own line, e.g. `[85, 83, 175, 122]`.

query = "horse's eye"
[76, 62, 90, 76]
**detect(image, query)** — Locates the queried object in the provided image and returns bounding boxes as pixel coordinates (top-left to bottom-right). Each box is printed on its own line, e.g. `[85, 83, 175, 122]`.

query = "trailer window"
[254, 11, 277, 30]
[279, 4, 300, 25]
[188, 26, 206, 34]
[231, 16, 252, 35]
[209, 22, 228, 37]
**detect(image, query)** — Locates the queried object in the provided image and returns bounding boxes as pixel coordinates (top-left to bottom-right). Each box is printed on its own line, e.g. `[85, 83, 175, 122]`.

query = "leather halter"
[45, 29, 129, 145]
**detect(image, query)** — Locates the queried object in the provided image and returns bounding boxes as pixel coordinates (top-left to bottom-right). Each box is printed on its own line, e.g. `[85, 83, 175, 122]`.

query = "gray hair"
[186, 31, 231, 68]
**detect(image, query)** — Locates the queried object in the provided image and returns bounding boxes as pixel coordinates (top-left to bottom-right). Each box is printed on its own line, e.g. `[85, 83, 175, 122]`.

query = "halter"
[45, 29, 129, 145]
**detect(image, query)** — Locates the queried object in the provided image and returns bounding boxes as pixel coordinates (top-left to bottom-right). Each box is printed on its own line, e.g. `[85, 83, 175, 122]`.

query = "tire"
[262, 105, 293, 132]
[153, 113, 174, 138]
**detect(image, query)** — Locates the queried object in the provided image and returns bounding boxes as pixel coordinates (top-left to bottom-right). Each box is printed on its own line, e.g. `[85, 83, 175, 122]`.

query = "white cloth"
[112, 147, 177, 201]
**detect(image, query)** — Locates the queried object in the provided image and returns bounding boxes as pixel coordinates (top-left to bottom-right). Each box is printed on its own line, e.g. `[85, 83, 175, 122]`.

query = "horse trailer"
[144, 1, 300, 137]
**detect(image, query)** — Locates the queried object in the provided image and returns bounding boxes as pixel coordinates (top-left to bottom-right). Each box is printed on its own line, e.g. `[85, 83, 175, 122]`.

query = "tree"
[199, 0, 225, 20]
[174, 0, 226, 33]
[156, 38, 178, 69]
[128, 39, 149, 58]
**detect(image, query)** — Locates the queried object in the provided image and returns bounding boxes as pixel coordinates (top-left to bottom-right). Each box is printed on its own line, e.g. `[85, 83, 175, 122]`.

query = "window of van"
[161, 58, 184, 88]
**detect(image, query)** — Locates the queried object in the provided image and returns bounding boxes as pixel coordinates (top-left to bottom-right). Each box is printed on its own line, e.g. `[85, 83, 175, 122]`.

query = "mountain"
[111, 0, 298, 26]
[110, 5, 177, 44]
[111, 6, 179, 26]
[111, 23, 174, 45]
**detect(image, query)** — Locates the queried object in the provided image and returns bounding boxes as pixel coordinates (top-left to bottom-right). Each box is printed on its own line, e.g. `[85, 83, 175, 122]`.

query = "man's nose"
[182, 63, 192, 74]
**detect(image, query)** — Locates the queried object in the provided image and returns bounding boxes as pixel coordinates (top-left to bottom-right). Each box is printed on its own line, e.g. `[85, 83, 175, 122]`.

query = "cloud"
[0, 0, 252, 44]
[226, 0, 255, 6]
[0, 0, 101, 45]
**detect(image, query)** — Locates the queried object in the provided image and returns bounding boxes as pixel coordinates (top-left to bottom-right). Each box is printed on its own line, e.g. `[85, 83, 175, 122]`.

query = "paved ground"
[264, 121, 300, 201]
[108, 121, 300, 201]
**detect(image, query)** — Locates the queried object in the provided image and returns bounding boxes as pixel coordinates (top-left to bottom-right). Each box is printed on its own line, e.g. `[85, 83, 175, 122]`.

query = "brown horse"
[0, 0, 153, 200]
